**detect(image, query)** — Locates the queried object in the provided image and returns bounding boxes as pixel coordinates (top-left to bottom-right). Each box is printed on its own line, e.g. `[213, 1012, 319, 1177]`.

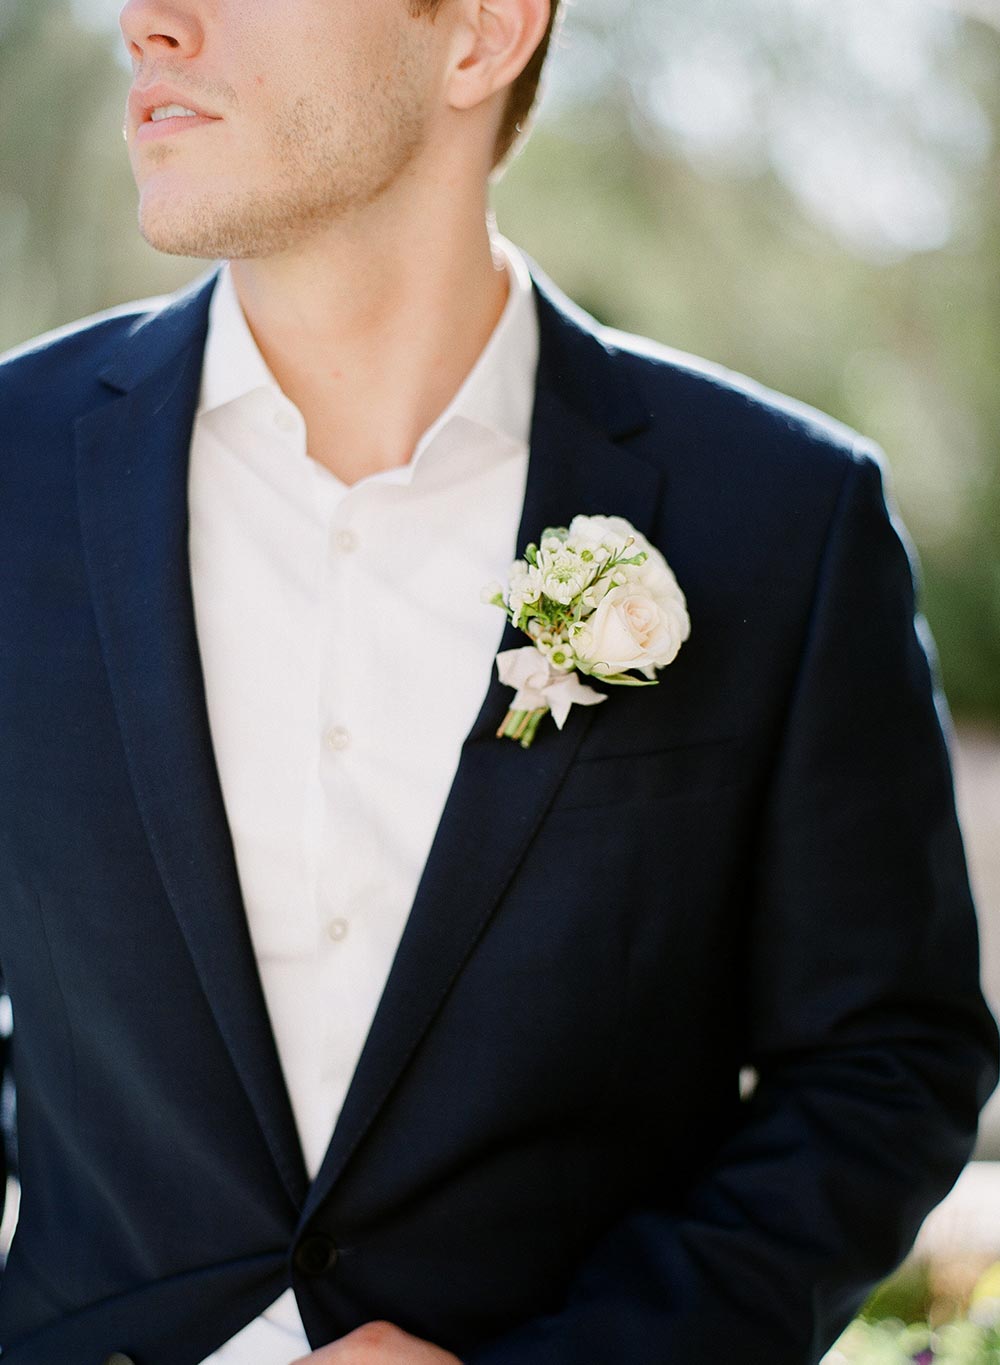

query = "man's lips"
[128, 83, 223, 143]
[135, 112, 220, 144]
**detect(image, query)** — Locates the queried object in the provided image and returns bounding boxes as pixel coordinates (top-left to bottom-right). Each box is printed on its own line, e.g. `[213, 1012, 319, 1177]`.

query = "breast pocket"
[552, 735, 746, 812]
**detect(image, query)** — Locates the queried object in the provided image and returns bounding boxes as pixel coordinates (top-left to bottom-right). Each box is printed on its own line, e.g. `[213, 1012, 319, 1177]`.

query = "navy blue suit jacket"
[0, 263, 996, 1365]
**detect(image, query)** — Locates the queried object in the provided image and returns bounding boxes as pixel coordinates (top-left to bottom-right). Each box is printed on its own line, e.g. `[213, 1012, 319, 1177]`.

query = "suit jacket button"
[294, 1233, 339, 1277]
[103, 1355, 136, 1365]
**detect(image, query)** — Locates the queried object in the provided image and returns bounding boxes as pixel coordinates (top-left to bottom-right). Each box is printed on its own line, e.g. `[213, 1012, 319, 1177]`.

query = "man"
[0, 0, 996, 1361]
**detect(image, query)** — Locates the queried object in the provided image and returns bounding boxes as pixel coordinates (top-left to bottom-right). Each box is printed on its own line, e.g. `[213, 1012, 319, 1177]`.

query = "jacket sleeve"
[467, 449, 1000, 1365]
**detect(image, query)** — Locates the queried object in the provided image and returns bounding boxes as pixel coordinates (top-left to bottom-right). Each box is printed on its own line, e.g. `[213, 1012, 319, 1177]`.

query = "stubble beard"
[136, 52, 433, 260]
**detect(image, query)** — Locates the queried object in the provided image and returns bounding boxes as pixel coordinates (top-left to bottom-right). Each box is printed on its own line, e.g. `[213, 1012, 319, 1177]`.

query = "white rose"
[633, 541, 686, 605]
[569, 514, 683, 591]
[567, 513, 636, 559]
[572, 579, 690, 679]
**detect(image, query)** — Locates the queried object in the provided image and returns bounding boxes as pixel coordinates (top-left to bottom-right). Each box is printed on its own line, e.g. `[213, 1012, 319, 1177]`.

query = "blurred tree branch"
[938, 0, 1000, 32]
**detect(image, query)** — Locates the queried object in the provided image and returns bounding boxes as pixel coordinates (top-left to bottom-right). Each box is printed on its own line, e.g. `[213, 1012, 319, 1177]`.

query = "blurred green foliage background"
[2, 0, 999, 723]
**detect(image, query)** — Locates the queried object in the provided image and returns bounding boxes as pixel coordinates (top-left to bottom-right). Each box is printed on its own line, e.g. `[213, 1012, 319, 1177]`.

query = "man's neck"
[228, 196, 510, 487]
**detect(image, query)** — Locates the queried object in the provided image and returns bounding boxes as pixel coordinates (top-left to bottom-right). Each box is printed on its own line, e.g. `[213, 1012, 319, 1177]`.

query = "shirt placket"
[309, 474, 387, 1171]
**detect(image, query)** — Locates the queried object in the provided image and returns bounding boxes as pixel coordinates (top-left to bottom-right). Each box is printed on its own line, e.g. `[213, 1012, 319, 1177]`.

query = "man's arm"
[458, 449, 999, 1365]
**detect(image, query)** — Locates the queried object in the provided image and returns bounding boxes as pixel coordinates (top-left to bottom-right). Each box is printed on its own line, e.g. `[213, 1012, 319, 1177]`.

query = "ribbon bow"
[495, 646, 606, 731]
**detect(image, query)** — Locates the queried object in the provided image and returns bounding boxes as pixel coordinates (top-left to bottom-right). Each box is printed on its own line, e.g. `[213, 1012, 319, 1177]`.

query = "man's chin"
[136, 207, 223, 260]
[135, 179, 252, 259]
[136, 193, 304, 262]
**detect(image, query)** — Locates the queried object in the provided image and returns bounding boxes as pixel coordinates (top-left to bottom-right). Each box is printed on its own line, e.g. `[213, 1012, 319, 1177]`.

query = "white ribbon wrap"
[496, 646, 607, 730]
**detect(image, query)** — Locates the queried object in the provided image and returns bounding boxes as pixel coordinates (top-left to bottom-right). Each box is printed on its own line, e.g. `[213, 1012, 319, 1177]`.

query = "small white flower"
[539, 543, 605, 605]
[507, 562, 543, 622]
[508, 559, 540, 593]
[536, 634, 576, 672]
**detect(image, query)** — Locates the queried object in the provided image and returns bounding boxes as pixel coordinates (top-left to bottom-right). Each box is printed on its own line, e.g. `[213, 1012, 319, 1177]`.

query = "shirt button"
[274, 408, 298, 434]
[334, 528, 359, 553]
[324, 726, 351, 752]
[326, 917, 349, 943]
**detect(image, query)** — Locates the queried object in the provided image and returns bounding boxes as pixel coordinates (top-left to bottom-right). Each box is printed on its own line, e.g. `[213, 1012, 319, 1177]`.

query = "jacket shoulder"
[0, 298, 170, 440]
[0, 274, 218, 480]
[530, 262, 879, 505]
[598, 320, 898, 568]
[599, 321, 872, 473]
[0, 269, 216, 415]
[1, 295, 168, 380]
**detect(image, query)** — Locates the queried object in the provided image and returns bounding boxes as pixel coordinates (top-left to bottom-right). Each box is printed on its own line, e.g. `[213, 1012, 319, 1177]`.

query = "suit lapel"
[302, 270, 663, 1218]
[74, 276, 308, 1211]
[73, 261, 663, 1223]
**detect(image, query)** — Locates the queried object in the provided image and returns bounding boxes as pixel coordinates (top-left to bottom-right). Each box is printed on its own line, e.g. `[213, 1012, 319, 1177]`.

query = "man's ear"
[444, 0, 550, 113]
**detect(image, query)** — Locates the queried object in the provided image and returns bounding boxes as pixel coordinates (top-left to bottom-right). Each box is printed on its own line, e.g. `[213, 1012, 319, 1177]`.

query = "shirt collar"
[196, 234, 538, 457]
[198, 265, 278, 416]
[415, 233, 538, 455]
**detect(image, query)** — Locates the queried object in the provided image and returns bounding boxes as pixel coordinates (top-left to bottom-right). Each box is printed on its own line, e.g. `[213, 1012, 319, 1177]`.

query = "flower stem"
[518, 708, 548, 748]
[497, 709, 525, 740]
[511, 710, 533, 741]
[496, 707, 549, 747]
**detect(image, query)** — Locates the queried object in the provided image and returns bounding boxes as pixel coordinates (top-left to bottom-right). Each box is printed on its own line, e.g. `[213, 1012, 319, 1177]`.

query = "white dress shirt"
[188, 236, 539, 1363]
